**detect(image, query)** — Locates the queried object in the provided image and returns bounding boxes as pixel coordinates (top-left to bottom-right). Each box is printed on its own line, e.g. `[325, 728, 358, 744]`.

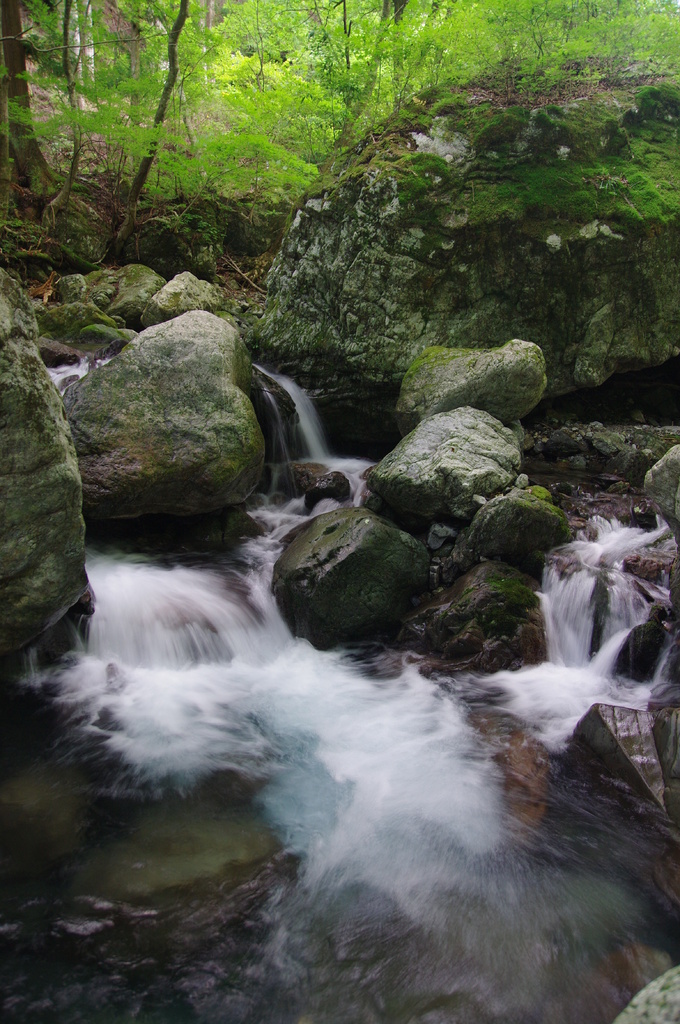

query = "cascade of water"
[265, 369, 332, 461]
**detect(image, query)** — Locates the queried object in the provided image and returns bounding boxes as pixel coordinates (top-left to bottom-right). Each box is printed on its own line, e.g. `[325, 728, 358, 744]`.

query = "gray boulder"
[273, 508, 429, 649]
[396, 339, 546, 435]
[141, 271, 228, 327]
[612, 965, 680, 1024]
[0, 270, 87, 655]
[64, 310, 263, 519]
[645, 445, 680, 534]
[367, 407, 523, 526]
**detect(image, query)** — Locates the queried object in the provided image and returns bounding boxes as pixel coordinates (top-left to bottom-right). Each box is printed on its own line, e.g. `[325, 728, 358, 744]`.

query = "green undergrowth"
[317, 83, 680, 235]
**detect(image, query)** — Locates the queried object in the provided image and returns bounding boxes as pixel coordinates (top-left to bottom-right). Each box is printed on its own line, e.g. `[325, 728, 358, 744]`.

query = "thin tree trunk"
[1, 0, 52, 191]
[0, 66, 10, 223]
[113, 0, 189, 257]
[45, 0, 82, 219]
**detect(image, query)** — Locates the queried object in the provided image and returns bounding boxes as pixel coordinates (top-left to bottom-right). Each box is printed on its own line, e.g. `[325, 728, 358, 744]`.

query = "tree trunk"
[45, 0, 82, 219]
[112, 0, 189, 257]
[0, 65, 10, 223]
[1, 0, 52, 191]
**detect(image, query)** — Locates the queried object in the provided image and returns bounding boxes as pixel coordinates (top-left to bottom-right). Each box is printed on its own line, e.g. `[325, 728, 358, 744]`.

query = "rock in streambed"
[273, 508, 429, 649]
[64, 310, 264, 519]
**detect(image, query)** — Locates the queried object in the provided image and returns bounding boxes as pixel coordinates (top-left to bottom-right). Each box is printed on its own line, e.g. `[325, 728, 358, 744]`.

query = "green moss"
[527, 485, 553, 503]
[476, 576, 538, 637]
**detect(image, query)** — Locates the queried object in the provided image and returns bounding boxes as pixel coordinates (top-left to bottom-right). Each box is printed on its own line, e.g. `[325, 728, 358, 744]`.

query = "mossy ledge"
[256, 84, 680, 448]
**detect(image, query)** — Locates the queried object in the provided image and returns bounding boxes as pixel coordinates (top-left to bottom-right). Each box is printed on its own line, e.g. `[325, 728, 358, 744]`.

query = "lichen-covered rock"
[63, 310, 263, 519]
[141, 271, 228, 327]
[612, 964, 680, 1024]
[45, 196, 109, 263]
[367, 407, 523, 526]
[37, 300, 120, 342]
[57, 273, 87, 304]
[85, 264, 166, 327]
[396, 339, 546, 434]
[0, 270, 87, 655]
[399, 561, 546, 673]
[645, 445, 680, 534]
[256, 88, 680, 446]
[272, 508, 429, 649]
[454, 488, 571, 575]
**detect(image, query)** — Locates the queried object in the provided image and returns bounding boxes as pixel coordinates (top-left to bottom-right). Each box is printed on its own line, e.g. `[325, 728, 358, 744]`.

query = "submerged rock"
[64, 310, 263, 519]
[71, 803, 279, 903]
[273, 508, 429, 649]
[615, 613, 667, 681]
[399, 561, 546, 673]
[396, 339, 546, 435]
[141, 271, 228, 327]
[367, 407, 523, 526]
[0, 765, 89, 877]
[0, 270, 87, 655]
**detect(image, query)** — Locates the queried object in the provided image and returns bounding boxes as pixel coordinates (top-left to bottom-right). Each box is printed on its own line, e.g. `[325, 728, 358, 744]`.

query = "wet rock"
[399, 561, 546, 673]
[38, 337, 86, 367]
[71, 804, 279, 903]
[577, 944, 674, 1024]
[367, 407, 523, 527]
[611, 963, 680, 1024]
[645, 445, 680, 535]
[273, 508, 429, 649]
[86, 506, 264, 554]
[615, 613, 667, 681]
[495, 727, 551, 835]
[537, 428, 588, 460]
[395, 339, 546, 435]
[141, 271, 229, 327]
[250, 365, 298, 464]
[574, 704, 666, 809]
[290, 463, 351, 508]
[64, 310, 263, 519]
[0, 766, 89, 877]
[622, 552, 674, 585]
[453, 488, 571, 577]
[0, 270, 87, 655]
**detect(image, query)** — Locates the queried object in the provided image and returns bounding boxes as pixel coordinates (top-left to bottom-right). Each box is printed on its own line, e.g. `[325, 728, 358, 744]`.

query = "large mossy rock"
[396, 339, 546, 435]
[85, 264, 166, 328]
[0, 270, 87, 655]
[37, 301, 120, 342]
[272, 508, 429, 649]
[367, 407, 523, 526]
[612, 964, 680, 1024]
[63, 310, 263, 519]
[256, 87, 680, 446]
[399, 561, 546, 673]
[44, 196, 110, 264]
[141, 271, 229, 327]
[454, 488, 571, 574]
[645, 445, 680, 534]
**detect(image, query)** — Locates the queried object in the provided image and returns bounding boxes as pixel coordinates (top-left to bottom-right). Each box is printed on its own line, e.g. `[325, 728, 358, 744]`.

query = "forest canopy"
[1, 0, 679, 258]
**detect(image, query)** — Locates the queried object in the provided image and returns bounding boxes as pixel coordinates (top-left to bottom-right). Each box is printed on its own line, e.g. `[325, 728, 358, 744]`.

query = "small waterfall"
[265, 369, 332, 461]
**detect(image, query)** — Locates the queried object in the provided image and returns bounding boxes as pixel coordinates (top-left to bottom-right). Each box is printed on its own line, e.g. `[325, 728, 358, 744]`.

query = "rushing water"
[2, 383, 680, 1024]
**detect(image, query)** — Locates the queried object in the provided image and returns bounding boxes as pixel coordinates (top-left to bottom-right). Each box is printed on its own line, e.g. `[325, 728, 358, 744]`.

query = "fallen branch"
[223, 254, 266, 295]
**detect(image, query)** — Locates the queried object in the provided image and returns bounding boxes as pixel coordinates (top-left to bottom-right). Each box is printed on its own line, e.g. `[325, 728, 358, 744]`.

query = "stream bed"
[2, 379, 680, 1024]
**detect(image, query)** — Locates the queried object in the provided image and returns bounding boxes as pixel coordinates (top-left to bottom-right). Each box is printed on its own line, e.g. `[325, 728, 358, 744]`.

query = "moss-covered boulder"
[85, 264, 166, 328]
[367, 407, 523, 526]
[44, 196, 110, 263]
[645, 445, 680, 534]
[257, 88, 680, 446]
[63, 310, 263, 519]
[272, 508, 429, 649]
[141, 271, 229, 327]
[396, 339, 546, 435]
[0, 270, 87, 655]
[37, 301, 120, 342]
[399, 561, 546, 673]
[454, 488, 571, 576]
